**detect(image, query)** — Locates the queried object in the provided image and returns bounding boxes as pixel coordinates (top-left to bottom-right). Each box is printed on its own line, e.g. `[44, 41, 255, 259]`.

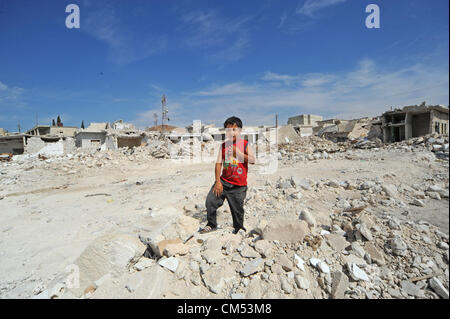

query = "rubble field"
[0, 134, 448, 299]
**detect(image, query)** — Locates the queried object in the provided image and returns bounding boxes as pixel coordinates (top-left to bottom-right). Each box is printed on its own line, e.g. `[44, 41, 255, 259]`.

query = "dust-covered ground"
[0, 136, 448, 299]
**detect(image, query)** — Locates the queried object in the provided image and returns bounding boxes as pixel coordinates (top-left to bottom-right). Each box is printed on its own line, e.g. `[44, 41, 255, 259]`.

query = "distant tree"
[81, 120, 85, 129]
[56, 115, 63, 127]
[52, 119, 56, 126]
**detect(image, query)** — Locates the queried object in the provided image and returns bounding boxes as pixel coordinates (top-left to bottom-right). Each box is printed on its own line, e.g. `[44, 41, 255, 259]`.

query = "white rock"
[294, 254, 305, 272]
[318, 261, 330, 274]
[429, 277, 449, 299]
[309, 258, 321, 268]
[294, 275, 310, 290]
[349, 264, 369, 281]
[158, 256, 179, 272]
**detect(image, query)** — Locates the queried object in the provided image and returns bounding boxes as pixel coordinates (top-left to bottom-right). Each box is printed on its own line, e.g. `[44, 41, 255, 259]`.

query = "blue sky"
[0, 0, 448, 132]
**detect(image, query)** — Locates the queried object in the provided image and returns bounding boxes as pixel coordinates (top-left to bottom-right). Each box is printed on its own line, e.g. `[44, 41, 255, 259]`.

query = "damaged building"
[288, 114, 323, 137]
[381, 104, 449, 143]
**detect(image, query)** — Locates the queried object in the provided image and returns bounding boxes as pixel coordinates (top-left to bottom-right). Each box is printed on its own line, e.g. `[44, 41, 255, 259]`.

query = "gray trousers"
[205, 178, 248, 231]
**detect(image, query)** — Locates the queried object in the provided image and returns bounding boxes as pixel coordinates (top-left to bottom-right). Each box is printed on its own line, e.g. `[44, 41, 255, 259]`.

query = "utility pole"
[161, 94, 168, 136]
[275, 114, 278, 144]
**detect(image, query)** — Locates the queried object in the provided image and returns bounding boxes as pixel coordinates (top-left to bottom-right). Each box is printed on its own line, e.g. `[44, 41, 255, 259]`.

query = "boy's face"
[225, 123, 241, 140]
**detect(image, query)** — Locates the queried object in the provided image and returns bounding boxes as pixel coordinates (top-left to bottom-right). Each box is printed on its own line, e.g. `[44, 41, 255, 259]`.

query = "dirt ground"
[0, 147, 448, 298]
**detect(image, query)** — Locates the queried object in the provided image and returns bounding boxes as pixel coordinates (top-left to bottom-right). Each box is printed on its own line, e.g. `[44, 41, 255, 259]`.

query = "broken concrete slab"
[158, 256, 179, 272]
[259, 217, 310, 244]
[325, 233, 350, 252]
[364, 242, 386, 266]
[70, 231, 147, 297]
[330, 271, 349, 299]
[240, 258, 264, 277]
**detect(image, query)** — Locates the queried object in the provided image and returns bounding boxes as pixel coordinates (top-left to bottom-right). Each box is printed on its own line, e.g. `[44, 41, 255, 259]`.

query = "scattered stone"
[294, 254, 305, 272]
[294, 275, 309, 290]
[429, 277, 449, 299]
[299, 209, 316, 227]
[241, 258, 264, 277]
[259, 218, 310, 244]
[326, 234, 350, 252]
[158, 256, 179, 272]
[364, 242, 386, 266]
[330, 271, 349, 299]
[390, 236, 408, 256]
[348, 263, 369, 281]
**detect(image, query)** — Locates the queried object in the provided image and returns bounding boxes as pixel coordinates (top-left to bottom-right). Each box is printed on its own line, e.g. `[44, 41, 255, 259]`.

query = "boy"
[200, 116, 256, 234]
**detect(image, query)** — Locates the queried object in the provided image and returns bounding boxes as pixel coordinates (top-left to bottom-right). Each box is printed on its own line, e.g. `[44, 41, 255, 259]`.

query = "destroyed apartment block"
[26, 125, 78, 138]
[288, 114, 323, 137]
[381, 103, 449, 143]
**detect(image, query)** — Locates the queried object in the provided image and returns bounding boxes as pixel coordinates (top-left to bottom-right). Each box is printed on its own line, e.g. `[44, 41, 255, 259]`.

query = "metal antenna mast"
[153, 112, 158, 127]
[161, 94, 168, 136]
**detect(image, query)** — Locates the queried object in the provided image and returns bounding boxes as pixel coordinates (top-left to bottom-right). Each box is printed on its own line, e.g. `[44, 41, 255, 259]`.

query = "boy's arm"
[236, 143, 256, 164]
[215, 148, 222, 182]
[245, 144, 256, 164]
[213, 146, 223, 196]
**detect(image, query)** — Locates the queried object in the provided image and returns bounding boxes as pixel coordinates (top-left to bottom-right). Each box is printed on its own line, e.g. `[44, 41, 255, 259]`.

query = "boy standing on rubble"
[200, 116, 256, 235]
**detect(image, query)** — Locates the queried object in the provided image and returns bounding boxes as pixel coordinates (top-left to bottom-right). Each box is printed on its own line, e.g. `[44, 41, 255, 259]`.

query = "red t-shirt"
[220, 138, 248, 186]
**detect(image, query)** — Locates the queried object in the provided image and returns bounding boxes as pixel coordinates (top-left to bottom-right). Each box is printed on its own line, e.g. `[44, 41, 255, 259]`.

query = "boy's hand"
[213, 181, 223, 197]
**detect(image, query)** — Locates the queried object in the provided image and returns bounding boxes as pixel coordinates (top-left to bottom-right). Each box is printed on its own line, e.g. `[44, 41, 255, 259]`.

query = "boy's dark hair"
[224, 116, 243, 128]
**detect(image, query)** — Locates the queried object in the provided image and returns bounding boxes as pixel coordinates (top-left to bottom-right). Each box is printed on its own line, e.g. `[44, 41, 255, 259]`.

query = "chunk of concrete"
[429, 277, 449, 299]
[260, 218, 310, 244]
[241, 258, 264, 277]
[364, 242, 386, 266]
[70, 232, 147, 297]
[158, 256, 179, 272]
[326, 234, 350, 252]
[299, 209, 316, 228]
[331, 271, 349, 299]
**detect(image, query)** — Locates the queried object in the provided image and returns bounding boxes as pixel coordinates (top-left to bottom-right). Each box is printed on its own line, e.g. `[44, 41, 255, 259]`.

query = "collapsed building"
[288, 114, 323, 137]
[381, 104, 449, 143]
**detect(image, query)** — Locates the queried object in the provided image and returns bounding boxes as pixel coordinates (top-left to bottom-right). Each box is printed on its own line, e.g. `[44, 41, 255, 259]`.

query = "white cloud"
[178, 9, 253, 63]
[192, 82, 258, 97]
[296, 0, 347, 17]
[82, 3, 167, 65]
[0, 81, 25, 104]
[158, 58, 448, 127]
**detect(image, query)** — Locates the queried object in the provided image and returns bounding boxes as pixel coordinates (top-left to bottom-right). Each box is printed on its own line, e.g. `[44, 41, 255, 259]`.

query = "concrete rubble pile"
[35, 168, 449, 299]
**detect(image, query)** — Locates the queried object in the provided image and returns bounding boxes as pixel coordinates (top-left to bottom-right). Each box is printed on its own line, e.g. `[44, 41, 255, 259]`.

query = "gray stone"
[158, 256, 179, 272]
[134, 258, 154, 271]
[326, 234, 350, 252]
[351, 242, 366, 258]
[294, 275, 309, 290]
[276, 254, 294, 272]
[331, 271, 349, 299]
[390, 236, 408, 256]
[299, 209, 316, 227]
[364, 242, 386, 266]
[241, 258, 264, 277]
[238, 244, 261, 258]
[429, 277, 449, 299]
[438, 241, 449, 250]
[356, 223, 373, 241]
[400, 280, 421, 297]
[280, 276, 293, 294]
[259, 218, 310, 244]
[254, 240, 274, 258]
[382, 184, 399, 198]
[412, 199, 425, 207]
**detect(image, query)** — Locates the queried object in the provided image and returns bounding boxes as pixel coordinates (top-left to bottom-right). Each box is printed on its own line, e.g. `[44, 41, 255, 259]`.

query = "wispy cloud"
[151, 57, 448, 127]
[191, 82, 258, 96]
[296, 0, 347, 17]
[82, 2, 167, 65]
[177, 9, 253, 63]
